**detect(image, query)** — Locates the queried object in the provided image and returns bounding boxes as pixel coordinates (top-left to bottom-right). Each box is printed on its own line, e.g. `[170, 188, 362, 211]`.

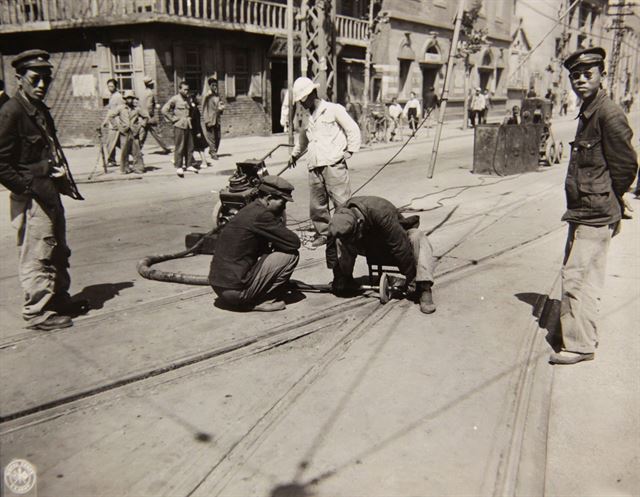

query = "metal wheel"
[545, 141, 556, 167]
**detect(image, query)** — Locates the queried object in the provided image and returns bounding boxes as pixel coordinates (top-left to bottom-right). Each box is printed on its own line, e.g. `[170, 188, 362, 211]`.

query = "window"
[184, 46, 203, 93]
[234, 49, 251, 95]
[399, 59, 411, 96]
[112, 43, 134, 91]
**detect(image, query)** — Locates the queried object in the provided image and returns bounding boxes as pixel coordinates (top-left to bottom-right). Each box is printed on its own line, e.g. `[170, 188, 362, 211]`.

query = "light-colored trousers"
[309, 162, 352, 237]
[560, 223, 613, 354]
[212, 252, 299, 306]
[10, 193, 71, 326]
[335, 228, 436, 283]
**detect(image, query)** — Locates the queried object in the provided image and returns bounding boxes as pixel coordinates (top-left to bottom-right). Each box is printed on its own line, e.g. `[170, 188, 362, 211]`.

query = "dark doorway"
[479, 69, 492, 92]
[271, 60, 287, 133]
[421, 65, 440, 103]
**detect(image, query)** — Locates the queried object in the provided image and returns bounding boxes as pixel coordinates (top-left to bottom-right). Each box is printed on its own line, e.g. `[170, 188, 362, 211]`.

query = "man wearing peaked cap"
[113, 89, 146, 174]
[0, 49, 87, 331]
[209, 175, 301, 312]
[549, 46, 638, 365]
[138, 75, 171, 154]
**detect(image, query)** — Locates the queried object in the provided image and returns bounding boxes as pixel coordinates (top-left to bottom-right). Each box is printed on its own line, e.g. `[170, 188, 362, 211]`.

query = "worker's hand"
[50, 165, 67, 179]
[404, 278, 416, 296]
[287, 156, 297, 169]
[342, 151, 353, 162]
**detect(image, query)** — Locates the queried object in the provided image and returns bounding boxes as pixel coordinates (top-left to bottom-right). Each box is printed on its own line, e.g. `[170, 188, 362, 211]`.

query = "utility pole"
[605, 0, 633, 101]
[363, 0, 376, 118]
[427, 0, 465, 179]
[300, 0, 336, 101]
[287, 0, 294, 145]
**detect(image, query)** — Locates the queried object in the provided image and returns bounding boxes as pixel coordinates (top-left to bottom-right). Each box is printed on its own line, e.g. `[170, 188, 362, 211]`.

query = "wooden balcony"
[0, 0, 368, 45]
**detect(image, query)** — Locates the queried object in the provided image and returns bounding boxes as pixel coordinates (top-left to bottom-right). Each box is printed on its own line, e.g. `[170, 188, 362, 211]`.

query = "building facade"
[0, 0, 367, 144]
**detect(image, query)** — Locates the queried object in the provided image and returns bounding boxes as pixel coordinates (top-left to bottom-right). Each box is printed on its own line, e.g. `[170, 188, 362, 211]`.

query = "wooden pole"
[287, 0, 294, 145]
[363, 0, 375, 117]
[427, 0, 465, 179]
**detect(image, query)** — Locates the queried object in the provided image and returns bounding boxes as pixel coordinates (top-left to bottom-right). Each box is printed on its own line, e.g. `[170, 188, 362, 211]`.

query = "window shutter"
[131, 42, 145, 97]
[248, 49, 262, 98]
[224, 49, 236, 98]
[95, 43, 113, 100]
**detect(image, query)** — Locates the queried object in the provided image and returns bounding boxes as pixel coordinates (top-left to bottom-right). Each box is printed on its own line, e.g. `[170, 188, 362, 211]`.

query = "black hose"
[136, 227, 219, 285]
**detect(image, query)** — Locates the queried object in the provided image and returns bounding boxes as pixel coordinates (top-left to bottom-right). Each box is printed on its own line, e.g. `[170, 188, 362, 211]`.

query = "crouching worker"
[326, 196, 437, 314]
[209, 176, 300, 312]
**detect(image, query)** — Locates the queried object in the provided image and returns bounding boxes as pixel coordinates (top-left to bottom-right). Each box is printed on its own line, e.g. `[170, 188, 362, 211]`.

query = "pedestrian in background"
[550, 47, 638, 365]
[189, 91, 211, 168]
[115, 90, 146, 174]
[388, 97, 403, 141]
[138, 76, 171, 154]
[560, 90, 569, 116]
[101, 78, 124, 168]
[0, 49, 86, 331]
[403, 91, 421, 132]
[201, 76, 224, 160]
[288, 77, 361, 248]
[162, 81, 199, 178]
[469, 88, 485, 127]
[481, 89, 491, 124]
[423, 86, 439, 129]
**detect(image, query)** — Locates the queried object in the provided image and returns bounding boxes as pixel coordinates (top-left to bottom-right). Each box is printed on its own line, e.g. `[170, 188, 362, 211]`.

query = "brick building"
[0, 0, 367, 145]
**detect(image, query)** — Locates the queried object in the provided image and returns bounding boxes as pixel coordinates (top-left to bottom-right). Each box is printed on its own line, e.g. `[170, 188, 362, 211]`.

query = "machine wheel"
[545, 141, 556, 167]
[212, 200, 222, 227]
[555, 142, 563, 164]
[379, 273, 390, 304]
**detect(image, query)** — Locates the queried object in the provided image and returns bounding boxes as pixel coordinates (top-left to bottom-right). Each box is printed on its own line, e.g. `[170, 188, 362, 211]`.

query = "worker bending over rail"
[326, 196, 437, 314]
[209, 176, 300, 312]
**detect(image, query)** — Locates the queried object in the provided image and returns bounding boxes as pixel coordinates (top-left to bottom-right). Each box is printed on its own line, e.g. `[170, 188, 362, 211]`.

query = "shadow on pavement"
[515, 292, 562, 350]
[71, 281, 134, 311]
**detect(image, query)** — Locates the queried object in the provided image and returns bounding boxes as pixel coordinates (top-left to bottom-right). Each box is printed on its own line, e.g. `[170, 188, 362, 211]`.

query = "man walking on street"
[0, 50, 86, 331]
[326, 195, 437, 314]
[469, 88, 485, 127]
[114, 90, 146, 174]
[423, 87, 439, 128]
[403, 91, 421, 132]
[201, 76, 225, 160]
[101, 78, 124, 168]
[288, 77, 361, 248]
[388, 97, 403, 141]
[550, 47, 638, 365]
[139, 76, 170, 154]
[162, 81, 199, 178]
[209, 176, 300, 312]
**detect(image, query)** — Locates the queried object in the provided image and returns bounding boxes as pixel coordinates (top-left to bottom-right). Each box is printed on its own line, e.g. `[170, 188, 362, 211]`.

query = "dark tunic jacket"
[0, 91, 82, 215]
[563, 89, 637, 226]
[209, 199, 300, 289]
[326, 196, 419, 283]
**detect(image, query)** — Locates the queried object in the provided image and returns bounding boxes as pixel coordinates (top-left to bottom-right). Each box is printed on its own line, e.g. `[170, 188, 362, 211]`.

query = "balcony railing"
[0, 0, 368, 44]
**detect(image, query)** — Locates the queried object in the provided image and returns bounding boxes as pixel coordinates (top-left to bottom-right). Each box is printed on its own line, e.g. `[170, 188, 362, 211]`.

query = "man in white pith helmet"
[288, 77, 361, 248]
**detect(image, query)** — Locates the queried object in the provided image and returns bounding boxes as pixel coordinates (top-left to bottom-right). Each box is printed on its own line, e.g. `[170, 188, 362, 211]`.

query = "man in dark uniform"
[0, 49, 85, 331]
[550, 47, 638, 365]
[326, 196, 437, 314]
[209, 176, 300, 312]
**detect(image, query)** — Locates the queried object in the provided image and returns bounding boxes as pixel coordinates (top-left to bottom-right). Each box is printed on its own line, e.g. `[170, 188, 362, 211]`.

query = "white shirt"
[292, 99, 361, 169]
[388, 103, 403, 119]
[403, 98, 422, 118]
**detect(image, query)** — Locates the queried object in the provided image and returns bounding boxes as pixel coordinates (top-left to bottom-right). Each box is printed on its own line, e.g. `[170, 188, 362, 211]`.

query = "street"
[0, 115, 638, 497]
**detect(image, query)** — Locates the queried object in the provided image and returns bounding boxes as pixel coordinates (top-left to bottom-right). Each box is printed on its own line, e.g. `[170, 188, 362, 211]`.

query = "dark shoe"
[311, 235, 327, 248]
[28, 314, 73, 331]
[251, 299, 286, 312]
[418, 283, 436, 314]
[549, 350, 595, 365]
[55, 299, 90, 316]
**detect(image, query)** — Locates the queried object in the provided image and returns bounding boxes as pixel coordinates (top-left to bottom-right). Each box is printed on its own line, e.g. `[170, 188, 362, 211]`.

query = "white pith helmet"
[292, 77, 320, 102]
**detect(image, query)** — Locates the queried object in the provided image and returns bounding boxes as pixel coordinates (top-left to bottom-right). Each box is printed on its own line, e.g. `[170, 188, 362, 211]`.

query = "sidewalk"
[544, 206, 640, 496]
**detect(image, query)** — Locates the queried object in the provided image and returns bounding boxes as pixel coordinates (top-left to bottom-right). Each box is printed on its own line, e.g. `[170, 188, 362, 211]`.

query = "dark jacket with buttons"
[563, 89, 638, 226]
[0, 91, 81, 199]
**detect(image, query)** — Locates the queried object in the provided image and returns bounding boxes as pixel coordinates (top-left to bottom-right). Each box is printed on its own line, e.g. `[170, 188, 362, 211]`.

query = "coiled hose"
[136, 227, 219, 286]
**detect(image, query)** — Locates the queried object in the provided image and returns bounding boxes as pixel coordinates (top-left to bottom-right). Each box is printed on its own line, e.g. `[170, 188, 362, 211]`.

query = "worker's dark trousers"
[173, 127, 194, 169]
